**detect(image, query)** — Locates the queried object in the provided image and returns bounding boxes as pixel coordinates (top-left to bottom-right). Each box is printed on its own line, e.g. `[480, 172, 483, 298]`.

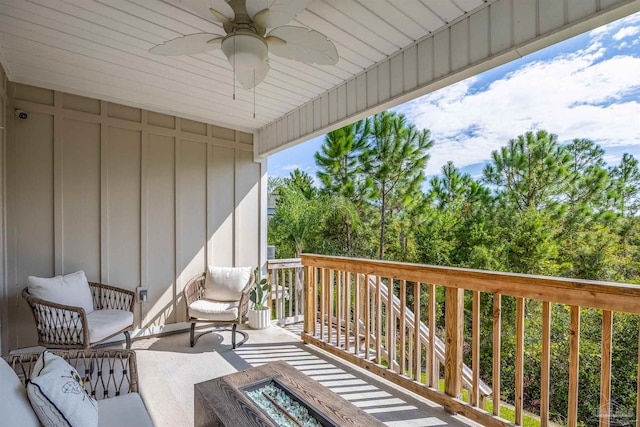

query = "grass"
[381, 359, 541, 427]
[427, 378, 541, 427]
[484, 400, 541, 427]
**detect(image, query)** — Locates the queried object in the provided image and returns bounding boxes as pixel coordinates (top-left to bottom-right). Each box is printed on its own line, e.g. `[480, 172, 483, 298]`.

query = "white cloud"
[281, 164, 301, 171]
[612, 26, 640, 41]
[589, 12, 640, 38]
[399, 37, 640, 175]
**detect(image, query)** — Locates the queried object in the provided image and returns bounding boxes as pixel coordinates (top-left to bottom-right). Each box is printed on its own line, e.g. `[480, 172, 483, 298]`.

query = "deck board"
[129, 323, 481, 427]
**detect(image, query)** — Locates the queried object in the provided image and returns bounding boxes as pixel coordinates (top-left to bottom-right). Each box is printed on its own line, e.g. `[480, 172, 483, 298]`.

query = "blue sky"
[268, 12, 640, 184]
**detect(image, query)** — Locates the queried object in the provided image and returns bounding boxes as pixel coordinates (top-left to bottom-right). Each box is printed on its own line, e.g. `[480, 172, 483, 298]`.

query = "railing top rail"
[301, 254, 640, 315]
[268, 258, 303, 269]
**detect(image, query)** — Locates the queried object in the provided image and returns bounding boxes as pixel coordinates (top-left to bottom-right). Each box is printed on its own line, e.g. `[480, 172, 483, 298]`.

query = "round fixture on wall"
[15, 109, 28, 120]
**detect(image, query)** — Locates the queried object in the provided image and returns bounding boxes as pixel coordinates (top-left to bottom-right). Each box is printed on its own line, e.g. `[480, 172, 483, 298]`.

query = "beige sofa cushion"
[204, 266, 253, 302]
[86, 309, 133, 343]
[0, 358, 40, 427]
[98, 393, 154, 427]
[189, 299, 239, 321]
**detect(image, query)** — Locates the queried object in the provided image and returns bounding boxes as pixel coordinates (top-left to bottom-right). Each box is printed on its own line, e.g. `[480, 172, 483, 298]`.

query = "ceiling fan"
[150, 0, 339, 90]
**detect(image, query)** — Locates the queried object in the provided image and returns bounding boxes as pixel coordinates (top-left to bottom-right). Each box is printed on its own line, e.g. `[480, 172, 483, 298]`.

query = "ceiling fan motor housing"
[221, 31, 268, 70]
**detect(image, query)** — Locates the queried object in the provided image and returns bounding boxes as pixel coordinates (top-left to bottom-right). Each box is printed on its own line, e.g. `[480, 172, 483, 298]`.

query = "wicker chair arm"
[21, 288, 90, 348]
[89, 282, 135, 312]
[3, 349, 138, 400]
[183, 273, 206, 313]
[238, 287, 252, 322]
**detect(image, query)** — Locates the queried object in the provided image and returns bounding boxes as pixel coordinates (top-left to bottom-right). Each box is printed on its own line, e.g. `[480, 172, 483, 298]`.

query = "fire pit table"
[194, 360, 385, 427]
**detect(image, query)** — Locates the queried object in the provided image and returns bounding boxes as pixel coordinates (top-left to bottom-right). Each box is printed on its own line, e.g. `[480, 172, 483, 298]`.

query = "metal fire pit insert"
[243, 378, 338, 427]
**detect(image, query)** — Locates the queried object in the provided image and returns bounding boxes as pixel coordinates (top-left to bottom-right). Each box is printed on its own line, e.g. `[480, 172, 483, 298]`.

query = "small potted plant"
[248, 267, 271, 329]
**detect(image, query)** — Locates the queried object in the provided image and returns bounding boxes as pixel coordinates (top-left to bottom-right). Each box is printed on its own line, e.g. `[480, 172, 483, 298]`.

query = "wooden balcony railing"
[300, 254, 640, 427]
[267, 258, 303, 324]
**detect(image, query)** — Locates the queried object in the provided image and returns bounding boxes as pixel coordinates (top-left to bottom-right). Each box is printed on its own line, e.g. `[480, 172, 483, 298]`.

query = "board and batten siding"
[0, 63, 7, 355]
[4, 83, 263, 351]
[256, 0, 640, 156]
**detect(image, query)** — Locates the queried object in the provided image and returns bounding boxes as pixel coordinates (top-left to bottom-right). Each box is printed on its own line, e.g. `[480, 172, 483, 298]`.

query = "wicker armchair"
[22, 282, 135, 350]
[4, 349, 139, 399]
[183, 270, 252, 349]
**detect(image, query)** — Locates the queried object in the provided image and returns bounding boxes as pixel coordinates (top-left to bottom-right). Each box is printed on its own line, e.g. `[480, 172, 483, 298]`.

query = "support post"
[444, 287, 464, 399]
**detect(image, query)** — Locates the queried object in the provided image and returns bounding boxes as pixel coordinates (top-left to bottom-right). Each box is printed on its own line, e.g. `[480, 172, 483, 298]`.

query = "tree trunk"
[379, 187, 386, 260]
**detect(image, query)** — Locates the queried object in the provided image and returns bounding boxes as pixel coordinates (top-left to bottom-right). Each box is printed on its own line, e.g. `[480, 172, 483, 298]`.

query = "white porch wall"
[3, 83, 265, 352]
[0, 63, 7, 355]
[256, 0, 640, 157]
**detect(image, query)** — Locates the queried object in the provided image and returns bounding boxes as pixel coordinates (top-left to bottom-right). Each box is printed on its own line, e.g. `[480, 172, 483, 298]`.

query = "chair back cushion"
[27, 271, 94, 314]
[204, 266, 253, 302]
[26, 351, 99, 427]
[0, 358, 40, 427]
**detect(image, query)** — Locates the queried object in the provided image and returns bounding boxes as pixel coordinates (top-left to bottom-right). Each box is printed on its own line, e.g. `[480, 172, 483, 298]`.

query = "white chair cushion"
[204, 266, 253, 302]
[0, 358, 40, 427]
[27, 351, 98, 427]
[189, 299, 239, 321]
[86, 310, 133, 343]
[28, 270, 94, 314]
[97, 393, 154, 427]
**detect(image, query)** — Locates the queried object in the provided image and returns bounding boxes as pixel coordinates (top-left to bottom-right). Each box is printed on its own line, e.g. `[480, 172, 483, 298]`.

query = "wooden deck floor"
[130, 323, 480, 427]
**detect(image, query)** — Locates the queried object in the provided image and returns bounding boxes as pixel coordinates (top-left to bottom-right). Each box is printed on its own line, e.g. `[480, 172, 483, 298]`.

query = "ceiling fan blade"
[149, 34, 223, 55]
[267, 26, 338, 65]
[246, 0, 312, 28]
[236, 60, 270, 90]
[175, 0, 234, 23]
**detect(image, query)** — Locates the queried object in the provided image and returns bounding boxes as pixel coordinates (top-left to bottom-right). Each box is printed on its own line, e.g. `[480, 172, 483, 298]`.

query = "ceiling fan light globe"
[221, 34, 268, 70]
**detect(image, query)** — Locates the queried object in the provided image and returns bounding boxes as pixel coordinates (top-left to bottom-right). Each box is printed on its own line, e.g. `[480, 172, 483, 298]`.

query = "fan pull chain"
[232, 32, 236, 100]
[253, 70, 256, 119]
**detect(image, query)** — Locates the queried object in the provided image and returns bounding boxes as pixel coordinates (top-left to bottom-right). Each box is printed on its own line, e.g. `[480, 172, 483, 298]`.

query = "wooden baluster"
[320, 268, 326, 341]
[515, 297, 524, 425]
[304, 267, 313, 334]
[408, 334, 413, 379]
[280, 268, 284, 319]
[600, 310, 612, 427]
[294, 267, 299, 316]
[414, 282, 421, 382]
[541, 301, 550, 427]
[376, 276, 382, 365]
[364, 274, 370, 360]
[472, 290, 480, 407]
[273, 269, 278, 319]
[354, 273, 360, 356]
[445, 287, 463, 398]
[493, 293, 501, 416]
[288, 268, 293, 318]
[329, 270, 335, 345]
[345, 272, 351, 352]
[303, 266, 313, 334]
[336, 271, 342, 348]
[400, 280, 407, 376]
[388, 278, 395, 371]
[429, 283, 437, 388]
[568, 306, 580, 427]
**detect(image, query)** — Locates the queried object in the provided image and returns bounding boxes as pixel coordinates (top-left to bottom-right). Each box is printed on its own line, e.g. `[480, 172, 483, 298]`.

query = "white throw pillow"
[204, 266, 253, 302]
[27, 351, 98, 427]
[28, 271, 94, 314]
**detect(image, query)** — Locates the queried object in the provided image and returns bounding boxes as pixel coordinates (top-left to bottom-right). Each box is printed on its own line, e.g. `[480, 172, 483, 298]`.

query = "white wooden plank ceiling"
[1, 0, 638, 150]
[0, 0, 483, 133]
